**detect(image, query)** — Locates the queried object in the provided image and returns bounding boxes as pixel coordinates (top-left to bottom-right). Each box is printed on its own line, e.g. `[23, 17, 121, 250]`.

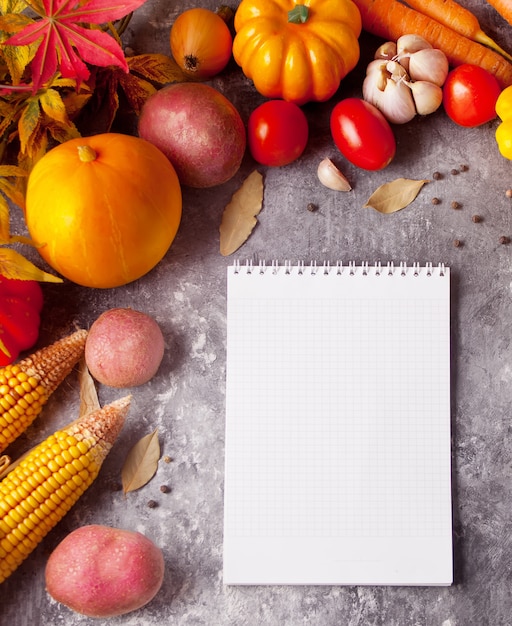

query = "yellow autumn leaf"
[0, 247, 63, 282]
[363, 178, 430, 214]
[0, 0, 29, 16]
[0, 196, 10, 243]
[0, 165, 28, 210]
[18, 97, 40, 154]
[128, 53, 187, 85]
[219, 170, 264, 256]
[118, 71, 157, 115]
[121, 429, 161, 494]
[60, 89, 93, 119]
[39, 88, 70, 124]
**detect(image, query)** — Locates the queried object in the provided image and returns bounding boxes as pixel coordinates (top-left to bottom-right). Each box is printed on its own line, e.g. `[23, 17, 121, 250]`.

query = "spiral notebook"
[223, 261, 453, 586]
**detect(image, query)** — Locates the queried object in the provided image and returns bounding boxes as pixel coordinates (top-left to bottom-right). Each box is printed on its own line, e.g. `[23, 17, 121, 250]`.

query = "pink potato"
[138, 82, 246, 188]
[45, 525, 165, 618]
[85, 308, 165, 388]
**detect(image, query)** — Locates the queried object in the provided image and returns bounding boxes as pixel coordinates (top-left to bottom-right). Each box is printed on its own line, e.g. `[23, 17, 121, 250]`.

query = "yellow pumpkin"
[25, 133, 182, 289]
[233, 0, 362, 105]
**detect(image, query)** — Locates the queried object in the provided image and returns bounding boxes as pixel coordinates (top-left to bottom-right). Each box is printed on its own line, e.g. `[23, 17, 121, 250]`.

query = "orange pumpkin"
[25, 134, 182, 289]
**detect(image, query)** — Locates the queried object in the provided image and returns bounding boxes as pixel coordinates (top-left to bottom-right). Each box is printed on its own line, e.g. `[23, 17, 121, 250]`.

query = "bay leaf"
[78, 358, 100, 417]
[219, 170, 264, 256]
[121, 429, 160, 493]
[363, 178, 429, 213]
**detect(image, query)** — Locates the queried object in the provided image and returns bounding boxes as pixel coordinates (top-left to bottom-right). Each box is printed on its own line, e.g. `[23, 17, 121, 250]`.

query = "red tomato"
[330, 98, 396, 171]
[442, 64, 501, 127]
[248, 100, 309, 167]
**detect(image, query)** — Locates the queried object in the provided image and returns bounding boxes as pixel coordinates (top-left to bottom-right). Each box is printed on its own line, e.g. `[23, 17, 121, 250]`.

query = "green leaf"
[121, 429, 161, 493]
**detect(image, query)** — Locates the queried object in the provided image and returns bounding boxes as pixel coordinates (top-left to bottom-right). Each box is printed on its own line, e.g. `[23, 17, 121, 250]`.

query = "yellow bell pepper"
[496, 86, 512, 160]
[232, 0, 362, 105]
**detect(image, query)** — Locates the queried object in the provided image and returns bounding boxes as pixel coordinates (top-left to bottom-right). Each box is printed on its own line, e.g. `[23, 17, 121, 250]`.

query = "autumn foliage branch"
[0, 0, 187, 281]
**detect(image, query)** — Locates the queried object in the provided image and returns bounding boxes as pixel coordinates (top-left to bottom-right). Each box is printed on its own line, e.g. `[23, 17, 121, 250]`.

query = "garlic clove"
[396, 34, 432, 56]
[394, 34, 432, 72]
[366, 59, 389, 76]
[408, 48, 449, 86]
[374, 41, 397, 60]
[380, 79, 417, 124]
[408, 80, 443, 115]
[364, 61, 389, 93]
[386, 60, 409, 81]
[317, 158, 352, 191]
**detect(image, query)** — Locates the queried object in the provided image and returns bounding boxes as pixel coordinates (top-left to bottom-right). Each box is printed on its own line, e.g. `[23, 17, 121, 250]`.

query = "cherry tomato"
[330, 98, 396, 171]
[247, 100, 309, 167]
[442, 64, 501, 127]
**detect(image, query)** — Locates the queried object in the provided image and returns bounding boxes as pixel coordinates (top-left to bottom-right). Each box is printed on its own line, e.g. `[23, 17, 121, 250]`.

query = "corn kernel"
[11, 527, 25, 543]
[0, 519, 11, 534]
[46, 475, 60, 491]
[20, 498, 36, 514]
[7, 375, 18, 388]
[59, 465, 74, 480]
[47, 459, 60, 474]
[17, 397, 29, 411]
[35, 484, 50, 500]
[60, 449, 73, 464]
[76, 441, 90, 455]
[2, 515, 17, 530]
[71, 474, 84, 488]
[39, 465, 51, 479]
[71, 458, 85, 472]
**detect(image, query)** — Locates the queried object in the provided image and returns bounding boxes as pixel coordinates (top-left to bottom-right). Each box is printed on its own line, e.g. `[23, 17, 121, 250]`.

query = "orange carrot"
[352, 0, 512, 87]
[486, 0, 512, 27]
[404, 0, 512, 62]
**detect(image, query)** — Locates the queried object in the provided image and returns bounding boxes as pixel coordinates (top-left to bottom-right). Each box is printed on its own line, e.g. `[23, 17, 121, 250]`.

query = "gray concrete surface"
[2, 0, 512, 624]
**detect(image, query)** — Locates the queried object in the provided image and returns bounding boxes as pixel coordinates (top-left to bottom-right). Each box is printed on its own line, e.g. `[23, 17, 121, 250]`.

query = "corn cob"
[0, 329, 88, 454]
[0, 395, 131, 583]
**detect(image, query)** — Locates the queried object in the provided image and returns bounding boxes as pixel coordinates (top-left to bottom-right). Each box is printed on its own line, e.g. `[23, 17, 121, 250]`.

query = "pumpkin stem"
[288, 4, 309, 23]
[77, 145, 97, 163]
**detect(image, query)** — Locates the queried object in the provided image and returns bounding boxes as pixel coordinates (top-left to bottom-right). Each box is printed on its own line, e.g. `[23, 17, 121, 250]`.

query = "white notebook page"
[223, 262, 452, 586]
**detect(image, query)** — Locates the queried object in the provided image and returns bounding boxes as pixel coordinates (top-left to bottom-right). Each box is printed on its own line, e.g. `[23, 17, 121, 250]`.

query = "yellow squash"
[233, 0, 362, 105]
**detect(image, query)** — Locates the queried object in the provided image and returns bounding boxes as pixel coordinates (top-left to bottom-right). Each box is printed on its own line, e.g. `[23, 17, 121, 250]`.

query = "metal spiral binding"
[234, 260, 447, 276]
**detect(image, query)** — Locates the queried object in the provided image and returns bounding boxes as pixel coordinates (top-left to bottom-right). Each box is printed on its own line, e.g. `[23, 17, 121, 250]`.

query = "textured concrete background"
[2, 0, 512, 624]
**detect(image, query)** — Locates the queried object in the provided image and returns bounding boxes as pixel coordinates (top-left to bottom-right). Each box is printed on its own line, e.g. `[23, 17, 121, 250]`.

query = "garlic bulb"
[407, 48, 449, 86]
[363, 34, 449, 124]
[317, 158, 352, 191]
[407, 80, 443, 115]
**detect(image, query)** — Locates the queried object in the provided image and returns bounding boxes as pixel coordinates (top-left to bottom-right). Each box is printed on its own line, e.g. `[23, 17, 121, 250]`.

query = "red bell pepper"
[0, 276, 43, 365]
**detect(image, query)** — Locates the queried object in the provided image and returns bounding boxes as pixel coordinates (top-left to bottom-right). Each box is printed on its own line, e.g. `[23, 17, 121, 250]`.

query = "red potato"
[45, 525, 165, 618]
[85, 308, 165, 388]
[138, 82, 246, 188]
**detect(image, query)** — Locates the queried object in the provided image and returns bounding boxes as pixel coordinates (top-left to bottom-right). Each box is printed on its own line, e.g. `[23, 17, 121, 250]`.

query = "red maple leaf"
[4, 0, 148, 91]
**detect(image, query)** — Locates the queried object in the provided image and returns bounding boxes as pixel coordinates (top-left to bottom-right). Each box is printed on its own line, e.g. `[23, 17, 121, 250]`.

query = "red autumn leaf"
[4, 0, 148, 91]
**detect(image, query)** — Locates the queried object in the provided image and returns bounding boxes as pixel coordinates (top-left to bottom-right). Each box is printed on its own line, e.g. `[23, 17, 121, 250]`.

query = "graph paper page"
[223, 263, 452, 586]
